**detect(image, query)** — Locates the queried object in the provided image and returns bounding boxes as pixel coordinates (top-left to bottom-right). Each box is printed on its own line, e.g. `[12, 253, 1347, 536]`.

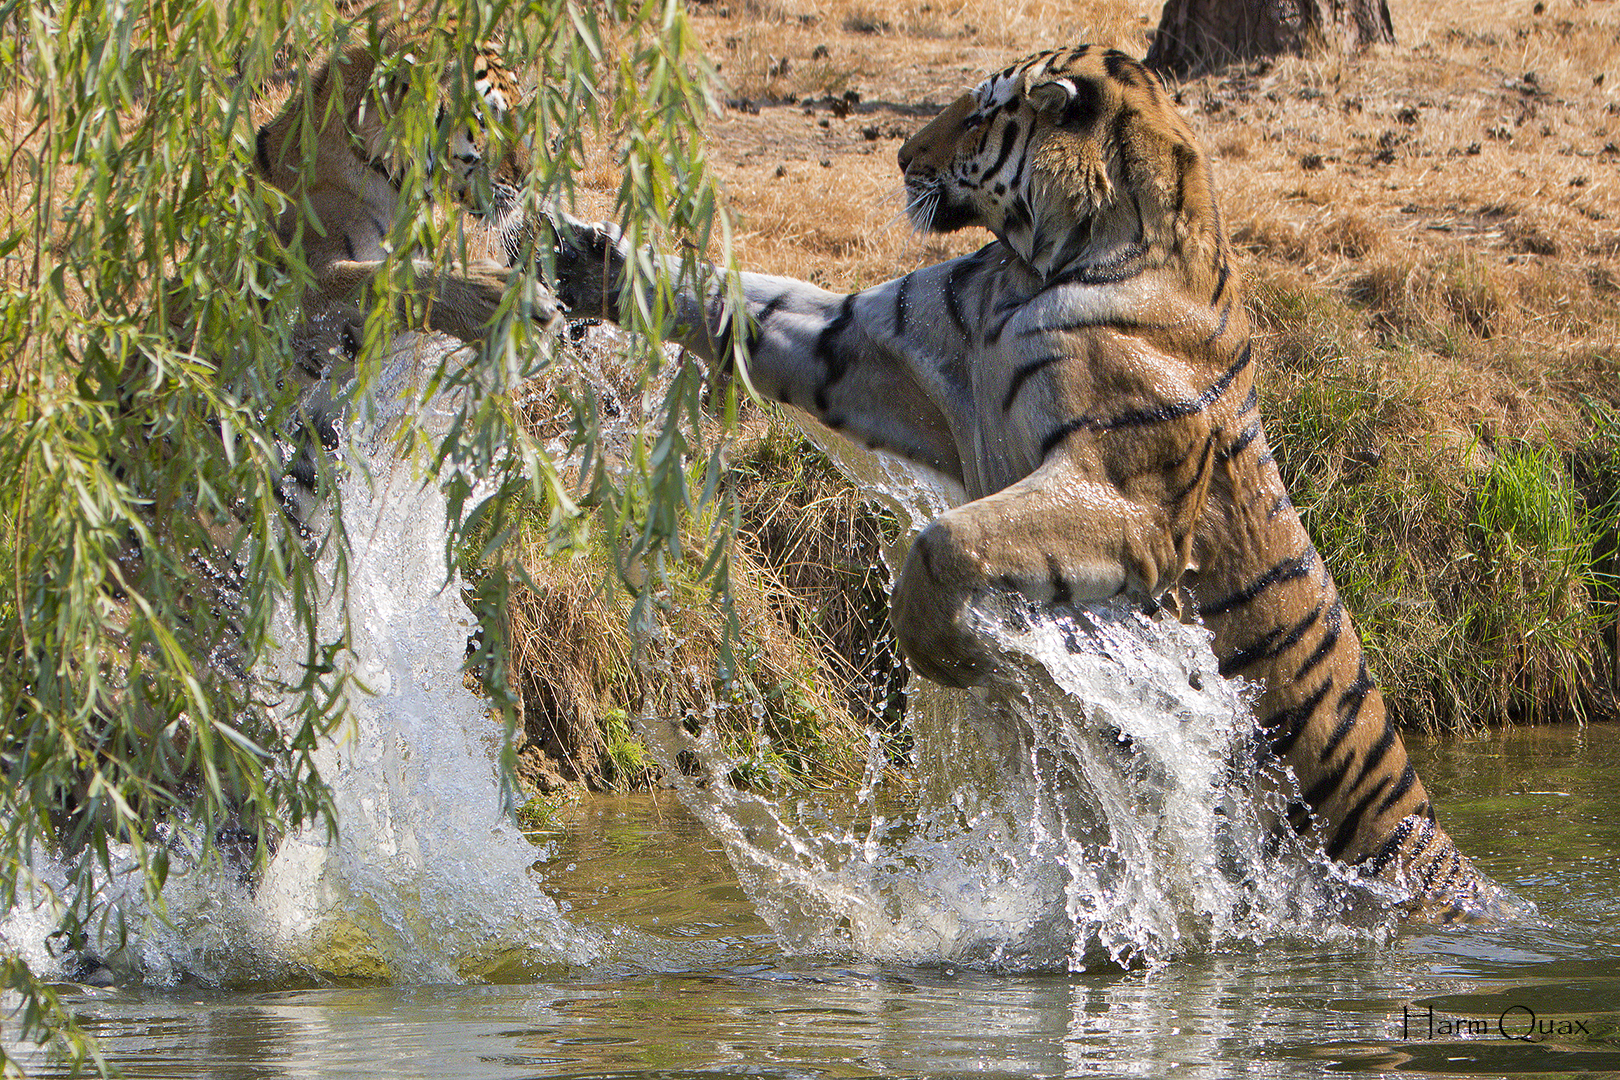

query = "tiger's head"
[899, 47, 1223, 290]
[256, 24, 527, 220]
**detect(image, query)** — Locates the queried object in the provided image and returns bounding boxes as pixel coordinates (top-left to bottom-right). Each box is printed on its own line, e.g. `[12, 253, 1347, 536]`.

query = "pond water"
[15, 725, 1620, 1080]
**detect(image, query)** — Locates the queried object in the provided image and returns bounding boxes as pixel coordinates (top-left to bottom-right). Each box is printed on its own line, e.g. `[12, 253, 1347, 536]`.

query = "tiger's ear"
[1025, 72, 1107, 131]
[1023, 75, 1077, 116]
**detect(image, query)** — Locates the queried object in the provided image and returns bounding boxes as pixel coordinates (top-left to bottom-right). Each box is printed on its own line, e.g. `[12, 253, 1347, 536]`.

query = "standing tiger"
[532, 47, 1487, 915]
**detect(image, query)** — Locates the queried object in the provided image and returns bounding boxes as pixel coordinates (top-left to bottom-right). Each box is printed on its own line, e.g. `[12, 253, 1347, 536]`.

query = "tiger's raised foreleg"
[536, 214, 1211, 684]
[890, 435, 1216, 684]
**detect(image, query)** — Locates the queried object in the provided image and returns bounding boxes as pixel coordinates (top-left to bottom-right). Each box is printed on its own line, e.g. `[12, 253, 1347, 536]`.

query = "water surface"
[19, 726, 1620, 1079]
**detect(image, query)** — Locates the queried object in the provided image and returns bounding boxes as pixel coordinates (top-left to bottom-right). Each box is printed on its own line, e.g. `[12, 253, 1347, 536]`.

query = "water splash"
[245, 335, 600, 982]
[2, 333, 601, 987]
[639, 427, 1400, 970]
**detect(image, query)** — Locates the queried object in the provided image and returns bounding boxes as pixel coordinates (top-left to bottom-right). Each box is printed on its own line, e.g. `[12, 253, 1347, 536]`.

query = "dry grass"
[496, 407, 887, 791]
[555, 0, 1620, 734]
[555, 0, 1619, 449]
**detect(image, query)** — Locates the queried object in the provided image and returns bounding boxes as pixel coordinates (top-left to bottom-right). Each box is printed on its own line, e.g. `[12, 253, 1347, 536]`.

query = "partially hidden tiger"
[526, 46, 1496, 917]
[247, 20, 561, 530]
[76, 25, 557, 884]
[254, 21, 559, 379]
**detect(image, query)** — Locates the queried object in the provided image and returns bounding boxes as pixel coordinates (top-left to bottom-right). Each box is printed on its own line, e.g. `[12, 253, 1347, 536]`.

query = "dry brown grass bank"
[540, 0, 1619, 745]
[499, 409, 905, 792]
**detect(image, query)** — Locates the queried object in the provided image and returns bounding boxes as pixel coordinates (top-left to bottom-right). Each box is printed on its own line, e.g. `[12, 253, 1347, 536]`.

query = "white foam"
[639, 430, 1399, 970]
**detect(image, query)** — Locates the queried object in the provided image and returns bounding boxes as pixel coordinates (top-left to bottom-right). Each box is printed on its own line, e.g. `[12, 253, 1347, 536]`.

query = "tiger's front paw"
[465, 260, 561, 330]
[508, 210, 628, 322]
[890, 524, 994, 689]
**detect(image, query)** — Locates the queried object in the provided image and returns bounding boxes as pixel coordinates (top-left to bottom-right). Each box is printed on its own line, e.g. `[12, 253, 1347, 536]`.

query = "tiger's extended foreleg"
[312, 258, 561, 345]
[535, 211, 970, 471]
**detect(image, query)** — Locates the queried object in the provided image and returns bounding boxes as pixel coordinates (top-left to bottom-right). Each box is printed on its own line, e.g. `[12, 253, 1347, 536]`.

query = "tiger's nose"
[898, 135, 924, 172]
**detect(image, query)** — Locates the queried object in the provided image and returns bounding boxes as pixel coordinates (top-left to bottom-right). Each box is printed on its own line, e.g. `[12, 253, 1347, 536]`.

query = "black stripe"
[1111, 106, 1135, 188]
[1197, 543, 1314, 619]
[1301, 753, 1352, 816]
[1017, 314, 1145, 339]
[1264, 678, 1332, 758]
[1211, 259, 1230, 308]
[749, 293, 789, 351]
[1172, 144, 1199, 224]
[1002, 355, 1063, 411]
[1327, 774, 1392, 860]
[1292, 598, 1343, 681]
[1104, 49, 1143, 87]
[343, 232, 356, 259]
[812, 295, 856, 412]
[1218, 601, 1324, 678]
[1318, 690, 1368, 765]
[1238, 386, 1258, 414]
[1215, 419, 1263, 463]
[1321, 660, 1376, 759]
[1361, 815, 1415, 877]
[1204, 298, 1232, 346]
[1039, 340, 1252, 460]
[1166, 429, 1219, 506]
[1266, 493, 1293, 520]
[1345, 719, 1397, 801]
[1047, 556, 1072, 605]
[1418, 833, 1450, 894]
[987, 119, 1023, 180]
[1378, 763, 1418, 814]
[1406, 816, 1435, 864]
[1432, 850, 1464, 899]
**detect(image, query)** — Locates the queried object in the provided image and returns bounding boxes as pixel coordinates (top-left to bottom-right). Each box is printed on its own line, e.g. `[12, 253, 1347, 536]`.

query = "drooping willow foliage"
[0, 0, 733, 1069]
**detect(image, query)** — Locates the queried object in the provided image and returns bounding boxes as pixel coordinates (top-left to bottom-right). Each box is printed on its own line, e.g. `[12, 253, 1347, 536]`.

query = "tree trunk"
[1145, 0, 1395, 77]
